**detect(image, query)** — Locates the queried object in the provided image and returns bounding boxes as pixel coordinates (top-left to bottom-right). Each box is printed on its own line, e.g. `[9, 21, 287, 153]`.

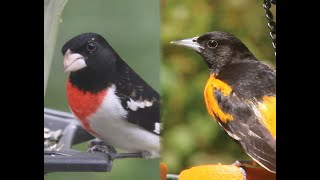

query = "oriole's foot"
[232, 160, 259, 168]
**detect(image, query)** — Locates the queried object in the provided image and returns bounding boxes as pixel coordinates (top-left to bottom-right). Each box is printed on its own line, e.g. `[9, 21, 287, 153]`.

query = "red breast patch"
[66, 78, 107, 135]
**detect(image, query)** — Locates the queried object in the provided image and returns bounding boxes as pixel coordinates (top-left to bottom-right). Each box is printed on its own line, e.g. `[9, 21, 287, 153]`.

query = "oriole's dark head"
[62, 32, 118, 74]
[171, 31, 254, 74]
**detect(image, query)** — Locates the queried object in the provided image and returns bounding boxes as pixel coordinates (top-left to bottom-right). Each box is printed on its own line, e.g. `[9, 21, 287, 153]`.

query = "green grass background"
[44, 0, 160, 179]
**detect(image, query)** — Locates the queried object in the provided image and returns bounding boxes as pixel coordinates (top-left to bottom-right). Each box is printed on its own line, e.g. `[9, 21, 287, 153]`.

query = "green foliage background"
[44, 0, 160, 179]
[160, 0, 276, 174]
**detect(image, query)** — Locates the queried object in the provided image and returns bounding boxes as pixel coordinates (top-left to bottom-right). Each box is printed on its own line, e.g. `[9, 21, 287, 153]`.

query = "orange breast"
[66, 78, 107, 135]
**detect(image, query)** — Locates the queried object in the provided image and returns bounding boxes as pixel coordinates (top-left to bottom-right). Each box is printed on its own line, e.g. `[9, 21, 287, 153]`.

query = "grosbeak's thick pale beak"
[170, 36, 204, 53]
[63, 49, 87, 72]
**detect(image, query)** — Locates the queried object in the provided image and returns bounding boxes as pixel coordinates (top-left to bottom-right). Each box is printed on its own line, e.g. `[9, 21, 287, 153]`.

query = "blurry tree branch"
[44, 0, 68, 97]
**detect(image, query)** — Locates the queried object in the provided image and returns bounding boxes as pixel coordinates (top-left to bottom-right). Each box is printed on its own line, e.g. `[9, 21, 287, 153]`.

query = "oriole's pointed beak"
[170, 36, 203, 53]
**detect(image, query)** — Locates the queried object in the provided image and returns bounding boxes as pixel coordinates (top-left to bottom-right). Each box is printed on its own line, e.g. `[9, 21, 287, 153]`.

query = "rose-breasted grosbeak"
[62, 33, 160, 169]
[171, 31, 276, 173]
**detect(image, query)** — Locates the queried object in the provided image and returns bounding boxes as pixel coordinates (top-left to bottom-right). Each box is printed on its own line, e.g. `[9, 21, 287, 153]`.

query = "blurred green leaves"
[161, 0, 275, 174]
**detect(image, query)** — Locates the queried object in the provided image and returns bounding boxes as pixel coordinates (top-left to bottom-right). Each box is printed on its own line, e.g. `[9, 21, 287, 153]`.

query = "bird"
[171, 31, 276, 173]
[62, 32, 160, 171]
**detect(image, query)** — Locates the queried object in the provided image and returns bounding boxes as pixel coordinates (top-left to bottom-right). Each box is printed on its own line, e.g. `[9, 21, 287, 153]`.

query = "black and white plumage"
[62, 33, 160, 159]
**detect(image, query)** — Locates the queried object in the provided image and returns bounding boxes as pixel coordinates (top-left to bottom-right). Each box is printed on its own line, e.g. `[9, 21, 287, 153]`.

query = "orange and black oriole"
[171, 31, 276, 173]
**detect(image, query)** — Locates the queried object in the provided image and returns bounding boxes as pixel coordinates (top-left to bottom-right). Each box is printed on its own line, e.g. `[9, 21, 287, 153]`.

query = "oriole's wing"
[204, 76, 276, 173]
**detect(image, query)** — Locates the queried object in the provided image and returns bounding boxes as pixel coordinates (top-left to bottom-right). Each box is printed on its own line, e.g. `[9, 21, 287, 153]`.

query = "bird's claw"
[88, 138, 107, 148]
[87, 144, 118, 172]
[88, 144, 118, 158]
[140, 151, 152, 159]
[232, 160, 258, 168]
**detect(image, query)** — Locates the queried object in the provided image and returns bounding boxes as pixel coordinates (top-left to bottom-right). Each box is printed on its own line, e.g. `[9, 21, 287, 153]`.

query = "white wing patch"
[127, 98, 153, 111]
[225, 129, 241, 141]
[248, 130, 263, 140]
[218, 121, 241, 141]
[87, 85, 160, 158]
[250, 101, 265, 124]
[154, 122, 161, 134]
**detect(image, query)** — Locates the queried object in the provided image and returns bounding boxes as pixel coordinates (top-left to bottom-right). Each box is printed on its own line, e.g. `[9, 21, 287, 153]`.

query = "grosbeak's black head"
[62, 32, 118, 74]
[171, 31, 254, 74]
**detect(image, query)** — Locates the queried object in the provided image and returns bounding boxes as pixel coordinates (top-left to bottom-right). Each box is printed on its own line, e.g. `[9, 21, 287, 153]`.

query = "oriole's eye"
[87, 42, 96, 52]
[207, 40, 218, 49]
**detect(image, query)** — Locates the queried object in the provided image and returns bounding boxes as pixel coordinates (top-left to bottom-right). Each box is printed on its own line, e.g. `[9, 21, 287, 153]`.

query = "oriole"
[171, 31, 276, 173]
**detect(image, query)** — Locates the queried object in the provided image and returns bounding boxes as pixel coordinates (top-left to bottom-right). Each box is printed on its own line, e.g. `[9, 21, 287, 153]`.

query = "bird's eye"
[87, 42, 96, 52]
[207, 40, 218, 49]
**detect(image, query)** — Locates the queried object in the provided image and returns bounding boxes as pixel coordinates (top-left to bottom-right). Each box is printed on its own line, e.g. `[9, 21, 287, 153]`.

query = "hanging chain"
[263, 0, 276, 57]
